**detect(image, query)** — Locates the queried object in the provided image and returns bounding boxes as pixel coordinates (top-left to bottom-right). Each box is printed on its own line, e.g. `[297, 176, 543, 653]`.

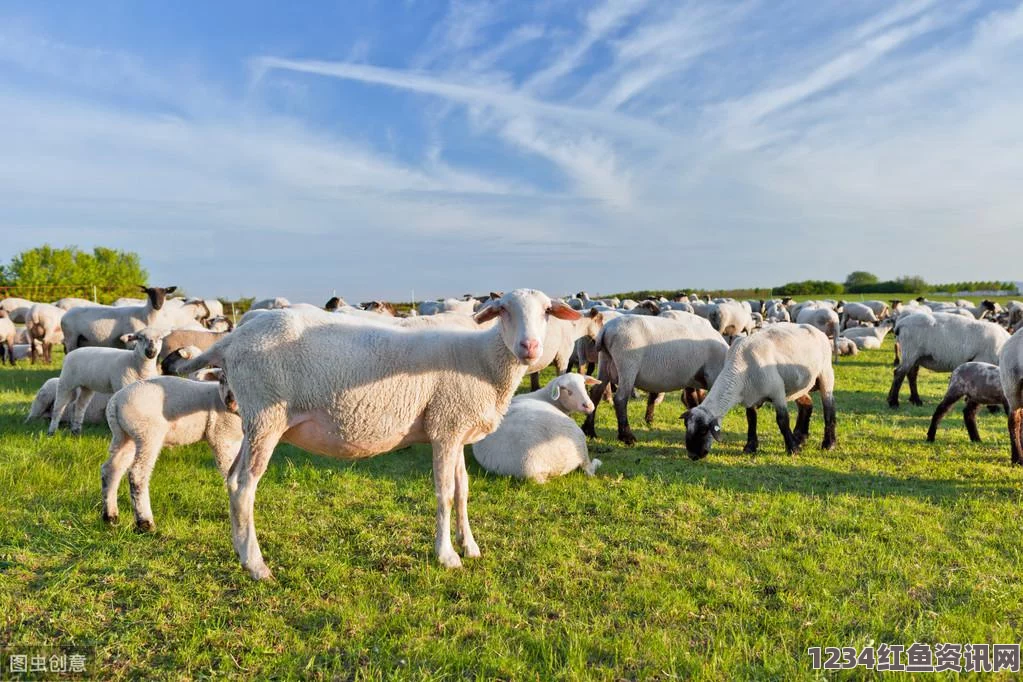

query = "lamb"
[0, 297, 36, 323]
[706, 301, 755, 341]
[0, 311, 15, 366]
[174, 289, 581, 579]
[471, 373, 602, 483]
[839, 302, 879, 330]
[835, 337, 859, 357]
[101, 370, 243, 531]
[60, 285, 177, 351]
[26, 378, 110, 425]
[682, 323, 837, 458]
[47, 328, 167, 436]
[1000, 329, 1023, 464]
[25, 303, 65, 363]
[581, 313, 729, 445]
[840, 318, 895, 350]
[888, 312, 1010, 407]
[926, 362, 1007, 443]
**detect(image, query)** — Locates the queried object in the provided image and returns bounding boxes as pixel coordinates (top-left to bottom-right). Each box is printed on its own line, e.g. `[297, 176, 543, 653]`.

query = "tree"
[844, 271, 879, 292]
[2, 245, 148, 304]
[772, 280, 845, 296]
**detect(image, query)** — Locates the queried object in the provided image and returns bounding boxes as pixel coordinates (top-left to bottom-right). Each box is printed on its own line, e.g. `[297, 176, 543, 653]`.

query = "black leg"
[793, 396, 812, 447]
[581, 380, 608, 439]
[775, 406, 798, 454]
[893, 341, 901, 368]
[644, 392, 662, 426]
[1009, 408, 1023, 466]
[743, 407, 759, 454]
[887, 367, 908, 408]
[530, 372, 540, 392]
[963, 400, 983, 442]
[926, 394, 960, 442]
[614, 394, 636, 445]
[821, 394, 837, 450]
[908, 366, 923, 406]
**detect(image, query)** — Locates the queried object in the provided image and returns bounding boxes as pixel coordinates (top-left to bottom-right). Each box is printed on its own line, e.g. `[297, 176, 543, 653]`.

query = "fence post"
[93, 285, 98, 303]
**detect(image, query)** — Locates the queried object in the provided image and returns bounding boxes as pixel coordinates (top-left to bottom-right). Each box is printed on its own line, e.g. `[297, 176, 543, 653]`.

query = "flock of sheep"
[2, 286, 1023, 580]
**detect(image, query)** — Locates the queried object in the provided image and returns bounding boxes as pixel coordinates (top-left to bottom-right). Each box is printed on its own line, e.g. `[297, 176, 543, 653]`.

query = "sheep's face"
[550, 374, 600, 414]
[474, 289, 581, 365]
[139, 285, 177, 311]
[124, 328, 167, 360]
[682, 408, 722, 460]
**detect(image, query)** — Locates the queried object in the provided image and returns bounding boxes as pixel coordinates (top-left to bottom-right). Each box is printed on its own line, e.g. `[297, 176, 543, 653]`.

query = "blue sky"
[1, 0, 1021, 303]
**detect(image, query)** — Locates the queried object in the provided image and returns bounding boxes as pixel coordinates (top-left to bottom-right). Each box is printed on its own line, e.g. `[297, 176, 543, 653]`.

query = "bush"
[771, 281, 844, 296]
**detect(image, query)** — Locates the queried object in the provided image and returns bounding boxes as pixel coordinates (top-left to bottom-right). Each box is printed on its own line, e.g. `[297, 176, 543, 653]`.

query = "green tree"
[772, 280, 845, 296]
[2, 245, 148, 304]
[844, 271, 879, 292]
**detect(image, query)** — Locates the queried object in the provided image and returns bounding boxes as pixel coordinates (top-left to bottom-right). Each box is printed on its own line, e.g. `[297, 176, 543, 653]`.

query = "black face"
[682, 409, 720, 460]
[324, 297, 341, 311]
[140, 285, 177, 311]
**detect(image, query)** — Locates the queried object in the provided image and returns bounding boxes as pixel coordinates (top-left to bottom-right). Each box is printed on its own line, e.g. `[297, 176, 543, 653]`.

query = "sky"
[1, 0, 1021, 303]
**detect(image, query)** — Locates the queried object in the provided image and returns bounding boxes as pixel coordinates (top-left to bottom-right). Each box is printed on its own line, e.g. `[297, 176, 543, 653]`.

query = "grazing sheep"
[706, 301, 755, 341]
[25, 303, 65, 363]
[0, 311, 15, 366]
[101, 370, 243, 531]
[840, 302, 879, 330]
[581, 314, 729, 445]
[1006, 301, 1023, 330]
[795, 306, 840, 353]
[471, 373, 602, 483]
[682, 323, 837, 458]
[174, 289, 581, 579]
[47, 328, 167, 436]
[840, 318, 895, 350]
[926, 362, 1007, 443]
[0, 297, 36, 323]
[26, 378, 110, 425]
[60, 286, 177, 351]
[764, 300, 791, 323]
[888, 313, 1010, 408]
[999, 329, 1023, 465]
[53, 297, 97, 311]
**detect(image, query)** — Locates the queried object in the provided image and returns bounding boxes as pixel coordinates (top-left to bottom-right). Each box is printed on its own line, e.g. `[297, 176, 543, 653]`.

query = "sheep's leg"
[47, 383, 76, 436]
[644, 392, 663, 426]
[431, 440, 463, 568]
[792, 396, 813, 447]
[101, 435, 137, 524]
[893, 341, 901, 368]
[963, 400, 983, 443]
[1009, 408, 1023, 466]
[581, 362, 613, 439]
[128, 435, 164, 532]
[229, 425, 280, 581]
[820, 392, 837, 450]
[613, 392, 636, 445]
[584, 361, 596, 377]
[774, 404, 798, 454]
[743, 407, 759, 454]
[926, 392, 961, 442]
[44, 342, 53, 364]
[453, 448, 479, 560]
[529, 372, 541, 391]
[986, 404, 1002, 414]
[887, 366, 910, 408]
[4, 340, 14, 366]
[69, 388, 95, 436]
[907, 366, 923, 406]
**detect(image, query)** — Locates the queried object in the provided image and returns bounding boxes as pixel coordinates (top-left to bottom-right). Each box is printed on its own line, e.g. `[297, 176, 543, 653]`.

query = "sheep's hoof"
[103, 512, 119, 525]
[925, 434, 936, 443]
[70, 428, 82, 437]
[461, 540, 481, 559]
[1012, 458, 1023, 468]
[437, 549, 463, 569]
[135, 519, 156, 533]
[245, 562, 273, 580]
[820, 440, 836, 451]
[909, 398, 924, 407]
[618, 432, 637, 446]
[742, 442, 759, 454]
[887, 400, 900, 409]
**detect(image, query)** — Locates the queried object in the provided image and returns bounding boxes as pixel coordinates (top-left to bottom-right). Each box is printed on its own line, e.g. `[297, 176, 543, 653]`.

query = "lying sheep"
[26, 303, 65, 363]
[471, 373, 602, 483]
[26, 378, 110, 425]
[840, 317, 895, 350]
[0, 311, 15, 366]
[888, 313, 1010, 408]
[61, 286, 177, 351]
[835, 337, 859, 357]
[47, 328, 167, 436]
[683, 323, 837, 458]
[102, 370, 243, 531]
[926, 362, 1007, 443]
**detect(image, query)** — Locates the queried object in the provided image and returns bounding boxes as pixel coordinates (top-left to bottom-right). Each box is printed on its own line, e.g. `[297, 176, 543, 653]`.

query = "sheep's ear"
[165, 286, 177, 294]
[711, 421, 723, 441]
[473, 302, 503, 324]
[549, 300, 582, 321]
[583, 376, 602, 386]
[550, 384, 561, 401]
[192, 368, 221, 382]
[118, 333, 135, 345]
[138, 285, 148, 293]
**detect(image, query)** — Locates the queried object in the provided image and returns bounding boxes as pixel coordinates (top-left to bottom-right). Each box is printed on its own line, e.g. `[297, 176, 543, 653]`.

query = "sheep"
[360, 300, 397, 316]
[440, 298, 477, 315]
[764, 300, 791, 323]
[706, 301, 755, 341]
[204, 316, 234, 332]
[26, 378, 110, 425]
[25, 303, 65, 363]
[569, 308, 621, 375]
[114, 297, 147, 307]
[835, 337, 859, 356]
[840, 317, 896, 350]
[10, 344, 34, 362]
[860, 300, 890, 319]
[47, 328, 168, 436]
[999, 329, 1023, 464]
[525, 312, 593, 390]
[660, 300, 695, 313]
[53, 297, 97, 311]
[0, 311, 15, 366]
[1006, 301, 1023, 330]
[926, 362, 1007, 443]
[0, 297, 36, 323]
[471, 373, 602, 483]
[60, 285, 177, 351]
[324, 296, 347, 311]
[839, 302, 879, 330]
[580, 313, 730, 445]
[250, 297, 291, 310]
[794, 306, 840, 352]
[959, 300, 997, 320]
[174, 289, 581, 578]
[682, 323, 837, 458]
[888, 312, 1010, 408]
[157, 328, 232, 373]
[101, 370, 243, 531]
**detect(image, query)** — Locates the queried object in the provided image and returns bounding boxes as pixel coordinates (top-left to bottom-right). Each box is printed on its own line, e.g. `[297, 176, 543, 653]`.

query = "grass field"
[2, 336, 1022, 679]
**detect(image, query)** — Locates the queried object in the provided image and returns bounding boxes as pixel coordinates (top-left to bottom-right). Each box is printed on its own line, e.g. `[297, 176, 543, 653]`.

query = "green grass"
[2, 340, 1022, 680]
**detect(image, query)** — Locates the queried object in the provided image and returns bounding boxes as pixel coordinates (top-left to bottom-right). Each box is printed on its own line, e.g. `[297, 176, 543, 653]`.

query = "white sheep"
[0, 312, 15, 366]
[706, 301, 755, 341]
[47, 328, 167, 436]
[26, 303, 65, 363]
[0, 297, 36, 323]
[472, 373, 602, 483]
[682, 323, 837, 458]
[795, 306, 840, 353]
[174, 289, 581, 579]
[581, 313, 729, 445]
[250, 297, 291, 310]
[999, 329, 1023, 465]
[888, 312, 1010, 408]
[835, 337, 859, 356]
[53, 297, 97, 310]
[840, 318, 895, 350]
[26, 378, 110, 425]
[839, 302, 879, 330]
[61, 286, 177, 351]
[101, 370, 243, 531]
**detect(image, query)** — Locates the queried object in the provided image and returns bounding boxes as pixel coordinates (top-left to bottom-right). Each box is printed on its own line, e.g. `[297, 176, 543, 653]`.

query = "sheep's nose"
[520, 339, 541, 360]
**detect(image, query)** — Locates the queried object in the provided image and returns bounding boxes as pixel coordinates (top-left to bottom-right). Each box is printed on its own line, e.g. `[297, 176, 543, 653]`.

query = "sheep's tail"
[584, 457, 602, 476]
[172, 337, 231, 375]
[593, 325, 608, 354]
[105, 394, 123, 440]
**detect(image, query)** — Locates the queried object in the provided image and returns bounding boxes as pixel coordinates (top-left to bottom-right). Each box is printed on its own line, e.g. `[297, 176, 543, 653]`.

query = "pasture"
[2, 337, 1022, 679]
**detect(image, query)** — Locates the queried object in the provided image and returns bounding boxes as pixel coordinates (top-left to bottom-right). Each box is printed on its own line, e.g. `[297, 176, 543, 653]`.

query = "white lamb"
[472, 373, 602, 483]
[47, 328, 167, 436]
[26, 378, 110, 425]
[102, 370, 243, 531]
